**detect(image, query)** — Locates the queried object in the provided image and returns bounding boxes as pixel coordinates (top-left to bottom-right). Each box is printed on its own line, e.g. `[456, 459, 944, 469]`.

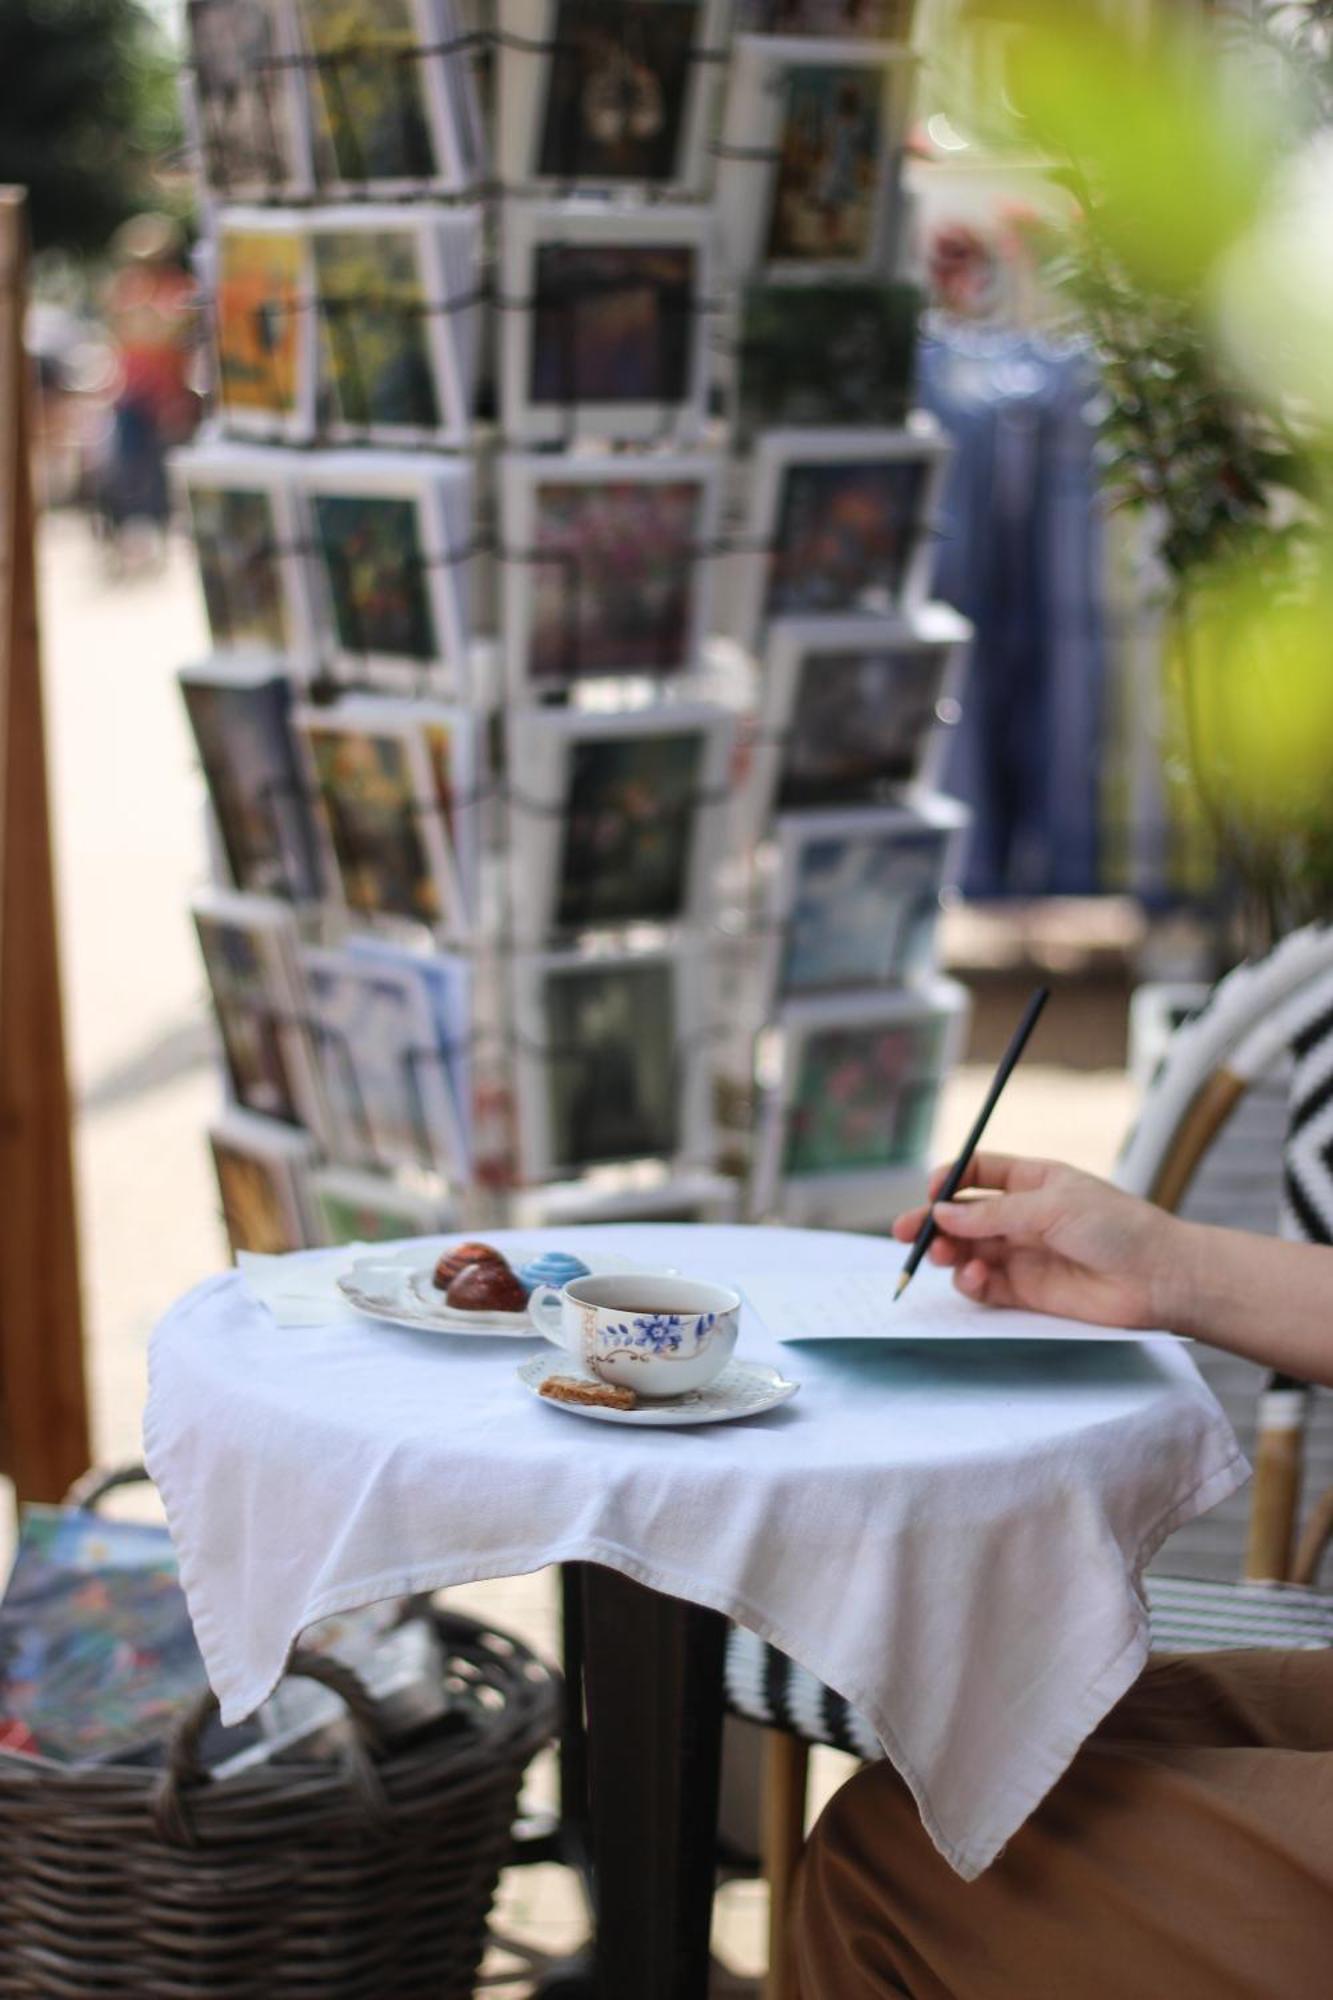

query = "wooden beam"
[0, 188, 91, 1505]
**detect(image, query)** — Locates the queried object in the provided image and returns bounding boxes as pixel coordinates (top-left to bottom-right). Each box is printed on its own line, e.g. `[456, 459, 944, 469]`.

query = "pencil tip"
[893, 1272, 909, 1302]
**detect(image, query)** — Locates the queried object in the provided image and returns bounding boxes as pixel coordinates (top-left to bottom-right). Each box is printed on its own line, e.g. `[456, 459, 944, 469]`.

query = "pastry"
[445, 1260, 528, 1314]
[518, 1250, 591, 1295]
[433, 1240, 505, 1292]
[539, 1375, 637, 1411]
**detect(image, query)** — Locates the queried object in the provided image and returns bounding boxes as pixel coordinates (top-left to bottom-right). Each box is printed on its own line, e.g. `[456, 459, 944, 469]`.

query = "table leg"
[580, 1566, 727, 2000]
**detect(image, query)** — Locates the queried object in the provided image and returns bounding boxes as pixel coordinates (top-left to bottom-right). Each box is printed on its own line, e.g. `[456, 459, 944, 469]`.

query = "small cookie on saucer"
[539, 1375, 637, 1411]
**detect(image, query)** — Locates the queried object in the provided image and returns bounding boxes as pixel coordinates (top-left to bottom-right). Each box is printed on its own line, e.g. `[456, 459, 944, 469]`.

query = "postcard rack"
[177, 0, 974, 1255]
[0, 189, 92, 1503]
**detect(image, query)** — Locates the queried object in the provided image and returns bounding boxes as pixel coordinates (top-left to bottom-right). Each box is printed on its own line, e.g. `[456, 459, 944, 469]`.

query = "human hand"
[892, 1154, 1180, 1330]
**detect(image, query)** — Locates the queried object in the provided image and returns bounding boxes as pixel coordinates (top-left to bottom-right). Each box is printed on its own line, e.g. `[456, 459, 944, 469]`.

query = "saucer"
[518, 1355, 800, 1427]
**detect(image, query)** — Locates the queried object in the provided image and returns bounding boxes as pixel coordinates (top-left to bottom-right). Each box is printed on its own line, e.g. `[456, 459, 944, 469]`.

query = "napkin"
[236, 1248, 369, 1328]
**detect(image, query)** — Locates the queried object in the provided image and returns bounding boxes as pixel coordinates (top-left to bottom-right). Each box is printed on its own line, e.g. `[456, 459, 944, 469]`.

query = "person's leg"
[792, 1650, 1333, 2000]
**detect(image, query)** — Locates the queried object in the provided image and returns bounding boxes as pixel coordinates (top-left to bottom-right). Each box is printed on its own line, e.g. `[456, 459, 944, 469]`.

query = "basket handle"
[152, 1649, 391, 1847]
[63, 1462, 151, 1510]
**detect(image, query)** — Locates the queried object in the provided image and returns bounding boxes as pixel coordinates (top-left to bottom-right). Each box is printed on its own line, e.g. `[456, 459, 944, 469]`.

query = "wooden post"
[0, 188, 91, 1505]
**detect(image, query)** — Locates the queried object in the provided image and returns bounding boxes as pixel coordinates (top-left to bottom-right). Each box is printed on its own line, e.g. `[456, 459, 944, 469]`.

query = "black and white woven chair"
[727, 925, 1333, 2000]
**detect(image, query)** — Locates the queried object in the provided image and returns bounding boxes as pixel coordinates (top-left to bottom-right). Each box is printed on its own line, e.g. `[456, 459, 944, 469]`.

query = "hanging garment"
[919, 323, 1107, 897]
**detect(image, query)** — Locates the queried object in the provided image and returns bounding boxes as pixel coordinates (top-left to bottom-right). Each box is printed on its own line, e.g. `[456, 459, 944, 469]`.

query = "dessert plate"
[339, 1247, 650, 1338]
[518, 1355, 800, 1427]
[338, 1261, 536, 1338]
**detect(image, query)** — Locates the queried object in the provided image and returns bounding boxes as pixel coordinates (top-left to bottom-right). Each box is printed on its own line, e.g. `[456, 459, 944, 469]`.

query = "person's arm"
[892, 1153, 1333, 1388]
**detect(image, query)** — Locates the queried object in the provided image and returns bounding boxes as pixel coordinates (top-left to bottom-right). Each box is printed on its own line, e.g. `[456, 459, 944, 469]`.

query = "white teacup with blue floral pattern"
[528, 1273, 741, 1398]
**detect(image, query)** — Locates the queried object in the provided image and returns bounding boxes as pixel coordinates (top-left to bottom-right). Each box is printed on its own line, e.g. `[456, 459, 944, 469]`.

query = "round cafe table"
[145, 1224, 1246, 2000]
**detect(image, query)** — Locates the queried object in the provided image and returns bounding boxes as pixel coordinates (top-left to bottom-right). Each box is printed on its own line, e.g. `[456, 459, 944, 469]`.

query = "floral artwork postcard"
[215, 217, 313, 436]
[504, 459, 716, 688]
[544, 959, 680, 1169]
[736, 282, 919, 442]
[507, 702, 733, 939]
[784, 1013, 944, 1176]
[734, 426, 947, 646]
[312, 491, 438, 663]
[511, 947, 712, 1178]
[181, 665, 321, 902]
[313, 223, 441, 434]
[531, 242, 695, 406]
[744, 607, 969, 836]
[299, 710, 455, 929]
[556, 732, 703, 930]
[299, 0, 440, 189]
[502, 204, 710, 442]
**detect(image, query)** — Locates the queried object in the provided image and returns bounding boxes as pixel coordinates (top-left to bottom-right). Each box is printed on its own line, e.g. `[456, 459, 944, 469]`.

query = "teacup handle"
[528, 1285, 570, 1350]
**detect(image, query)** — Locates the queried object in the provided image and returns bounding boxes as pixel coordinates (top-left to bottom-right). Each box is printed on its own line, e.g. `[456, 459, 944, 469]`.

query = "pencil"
[894, 984, 1051, 1303]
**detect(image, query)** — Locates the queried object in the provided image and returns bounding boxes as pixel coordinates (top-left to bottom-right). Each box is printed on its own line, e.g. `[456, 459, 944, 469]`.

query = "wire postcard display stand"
[177, 0, 975, 1256]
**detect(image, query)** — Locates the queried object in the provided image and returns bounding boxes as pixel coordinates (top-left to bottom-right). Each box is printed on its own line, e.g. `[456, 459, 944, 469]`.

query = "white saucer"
[338, 1261, 536, 1338]
[519, 1355, 800, 1427]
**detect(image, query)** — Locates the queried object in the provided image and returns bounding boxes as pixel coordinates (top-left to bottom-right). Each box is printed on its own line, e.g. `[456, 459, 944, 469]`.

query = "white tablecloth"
[145, 1223, 1248, 1879]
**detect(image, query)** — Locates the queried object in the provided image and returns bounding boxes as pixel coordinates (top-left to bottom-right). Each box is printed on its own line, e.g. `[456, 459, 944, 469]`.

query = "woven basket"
[0, 1508, 560, 1998]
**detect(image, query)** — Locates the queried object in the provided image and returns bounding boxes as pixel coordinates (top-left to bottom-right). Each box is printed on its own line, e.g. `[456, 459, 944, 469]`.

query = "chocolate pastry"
[446, 1260, 528, 1314]
[432, 1240, 505, 1292]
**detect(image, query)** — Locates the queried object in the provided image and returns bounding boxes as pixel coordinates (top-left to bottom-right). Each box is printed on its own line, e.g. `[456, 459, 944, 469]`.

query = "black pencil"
[894, 984, 1051, 1303]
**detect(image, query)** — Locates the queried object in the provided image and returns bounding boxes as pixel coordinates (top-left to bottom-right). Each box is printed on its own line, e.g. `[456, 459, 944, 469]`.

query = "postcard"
[733, 423, 948, 648]
[174, 441, 310, 658]
[301, 945, 466, 1175]
[511, 945, 713, 1179]
[347, 936, 474, 1169]
[308, 1165, 454, 1246]
[295, 696, 475, 935]
[311, 207, 479, 444]
[744, 604, 969, 838]
[180, 662, 322, 902]
[298, 453, 472, 691]
[752, 975, 968, 1213]
[508, 700, 735, 939]
[214, 212, 315, 439]
[210, 1108, 316, 1256]
[184, 0, 309, 201]
[764, 795, 968, 1003]
[735, 281, 919, 443]
[501, 202, 711, 443]
[193, 889, 326, 1130]
[500, 452, 720, 693]
[717, 39, 912, 279]
[297, 0, 479, 194]
[497, 0, 726, 192]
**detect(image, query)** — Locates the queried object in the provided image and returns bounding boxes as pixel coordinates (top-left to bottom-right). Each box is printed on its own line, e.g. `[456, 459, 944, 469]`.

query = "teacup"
[528, 1273, 741, 1399]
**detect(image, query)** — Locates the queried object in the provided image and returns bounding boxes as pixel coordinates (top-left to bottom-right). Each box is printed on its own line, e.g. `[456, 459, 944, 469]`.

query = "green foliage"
[0, 0, 183, 257]
[958, 0, 1333, 939]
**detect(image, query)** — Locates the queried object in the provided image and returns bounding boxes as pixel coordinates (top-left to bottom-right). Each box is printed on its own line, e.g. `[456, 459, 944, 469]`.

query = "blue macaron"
[518, 1250, 591, 1295]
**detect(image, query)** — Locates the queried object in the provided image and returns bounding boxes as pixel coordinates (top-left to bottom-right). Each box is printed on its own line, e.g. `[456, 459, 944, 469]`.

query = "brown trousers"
[792, 1650, 1333, 1999]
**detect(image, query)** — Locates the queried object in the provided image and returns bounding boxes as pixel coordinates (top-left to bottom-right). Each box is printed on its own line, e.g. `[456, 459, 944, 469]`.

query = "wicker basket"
[0, 1485, 561, 1998]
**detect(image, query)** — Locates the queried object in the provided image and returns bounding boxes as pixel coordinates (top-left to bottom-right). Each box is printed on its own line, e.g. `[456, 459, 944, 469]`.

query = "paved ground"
[9, 511, 1140, 1991]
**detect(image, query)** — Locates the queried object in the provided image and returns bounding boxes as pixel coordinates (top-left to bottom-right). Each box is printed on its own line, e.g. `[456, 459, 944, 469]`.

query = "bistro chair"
[727, 923, 1333, 2000]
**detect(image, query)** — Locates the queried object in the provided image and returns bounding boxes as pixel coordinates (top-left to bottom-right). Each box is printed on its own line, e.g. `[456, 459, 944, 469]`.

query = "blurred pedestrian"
[99, 212, 199, 563]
